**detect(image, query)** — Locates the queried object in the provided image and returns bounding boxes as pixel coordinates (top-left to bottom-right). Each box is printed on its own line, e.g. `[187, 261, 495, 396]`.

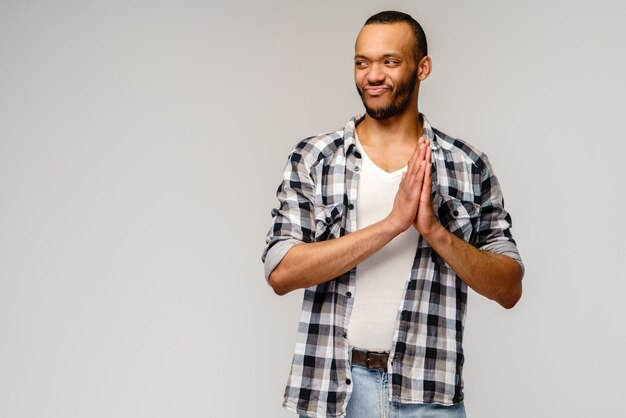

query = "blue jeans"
[300, 364, 466, 418]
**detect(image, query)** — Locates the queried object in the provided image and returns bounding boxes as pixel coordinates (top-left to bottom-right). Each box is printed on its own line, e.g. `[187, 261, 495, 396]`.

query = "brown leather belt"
[351, 348, 389, 370]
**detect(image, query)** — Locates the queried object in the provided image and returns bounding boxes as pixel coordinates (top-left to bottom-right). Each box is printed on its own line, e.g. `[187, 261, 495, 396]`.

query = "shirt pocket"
[314, 203, 344, 242]
[437, 196, 480, 245]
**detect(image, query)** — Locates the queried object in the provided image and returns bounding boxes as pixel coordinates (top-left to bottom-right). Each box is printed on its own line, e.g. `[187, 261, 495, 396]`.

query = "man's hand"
[412, 144, 443, 238]
[385, 137, 429, 234]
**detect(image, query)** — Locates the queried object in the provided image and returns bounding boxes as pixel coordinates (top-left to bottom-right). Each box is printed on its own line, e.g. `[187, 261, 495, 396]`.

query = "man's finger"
[420, 146, 433, 203]
[408, 142, 427, 178]
[408, 143, 421, 172]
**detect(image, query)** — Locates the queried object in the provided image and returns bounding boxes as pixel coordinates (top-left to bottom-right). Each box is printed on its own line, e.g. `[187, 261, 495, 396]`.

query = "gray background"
[1, 0, 625, 417]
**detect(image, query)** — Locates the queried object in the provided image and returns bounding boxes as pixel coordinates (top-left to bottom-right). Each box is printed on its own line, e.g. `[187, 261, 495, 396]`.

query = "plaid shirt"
[262, 114, 524, 418]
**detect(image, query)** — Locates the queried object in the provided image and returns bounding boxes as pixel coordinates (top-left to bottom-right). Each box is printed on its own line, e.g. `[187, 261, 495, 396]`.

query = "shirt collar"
[344, 112, 440, 153]
[343, 114, 362, 153]
[421, 113, 441, 151]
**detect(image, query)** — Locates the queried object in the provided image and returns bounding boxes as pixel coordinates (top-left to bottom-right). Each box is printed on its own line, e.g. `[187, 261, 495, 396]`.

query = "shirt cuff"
[263, 238, 301, 285]
[479, 240, 526, 278]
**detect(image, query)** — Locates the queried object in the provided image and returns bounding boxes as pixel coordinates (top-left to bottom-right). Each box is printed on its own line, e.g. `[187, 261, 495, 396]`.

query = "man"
[262, 10, 524, 418]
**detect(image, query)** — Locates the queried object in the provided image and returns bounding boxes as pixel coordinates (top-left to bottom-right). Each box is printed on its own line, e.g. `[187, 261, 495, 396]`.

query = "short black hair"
[364, 11, 428, 61]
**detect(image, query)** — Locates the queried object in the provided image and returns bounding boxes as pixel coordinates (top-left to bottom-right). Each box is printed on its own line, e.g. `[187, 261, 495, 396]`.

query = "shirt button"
[354, 166, 360, 171]
[453, 210, 459, 217]
[346, 292, 352, 298]
[346, 378, 351, 385]
[348, 203, 354, 210]
[325, 217, 331, 223]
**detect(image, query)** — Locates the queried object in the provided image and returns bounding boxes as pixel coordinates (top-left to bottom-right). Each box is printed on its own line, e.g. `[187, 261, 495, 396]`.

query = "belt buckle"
[366, 350, 381, 369]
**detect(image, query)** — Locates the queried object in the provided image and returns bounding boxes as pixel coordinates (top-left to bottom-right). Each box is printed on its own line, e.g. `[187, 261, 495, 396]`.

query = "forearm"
[268, 139, 428, 296]
[424, 225, 523, 308]
[268, 218, 401, 295]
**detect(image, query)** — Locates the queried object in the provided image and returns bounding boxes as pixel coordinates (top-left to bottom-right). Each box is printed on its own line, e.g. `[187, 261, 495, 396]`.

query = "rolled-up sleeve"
[261, 146, 316, 285]
[475, 155, 525, 277]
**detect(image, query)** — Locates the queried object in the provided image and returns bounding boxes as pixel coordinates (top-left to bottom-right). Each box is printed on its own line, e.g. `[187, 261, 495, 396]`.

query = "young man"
[262, 10, 524, 418]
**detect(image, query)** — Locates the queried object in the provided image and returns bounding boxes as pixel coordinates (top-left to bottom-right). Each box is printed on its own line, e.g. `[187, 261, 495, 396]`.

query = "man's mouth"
[364, 86, 389, 96]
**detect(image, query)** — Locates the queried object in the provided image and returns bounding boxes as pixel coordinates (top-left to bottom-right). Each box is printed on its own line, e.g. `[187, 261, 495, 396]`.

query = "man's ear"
[417, 56, 432, 81]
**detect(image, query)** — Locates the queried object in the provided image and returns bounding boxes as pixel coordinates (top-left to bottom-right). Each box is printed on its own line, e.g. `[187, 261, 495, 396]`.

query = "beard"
[356, 71, 418, 120]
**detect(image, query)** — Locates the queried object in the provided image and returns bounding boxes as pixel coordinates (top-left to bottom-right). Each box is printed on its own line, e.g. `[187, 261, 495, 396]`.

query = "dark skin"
[269, 22, 522, 308]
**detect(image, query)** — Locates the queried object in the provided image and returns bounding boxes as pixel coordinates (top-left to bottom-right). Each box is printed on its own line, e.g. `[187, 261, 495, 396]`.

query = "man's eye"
[385, 60, 399, 65]
[355, 61, 367, 67]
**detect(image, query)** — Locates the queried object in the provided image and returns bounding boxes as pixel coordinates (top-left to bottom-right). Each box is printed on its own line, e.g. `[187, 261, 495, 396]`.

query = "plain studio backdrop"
[1, 0, 624, 417]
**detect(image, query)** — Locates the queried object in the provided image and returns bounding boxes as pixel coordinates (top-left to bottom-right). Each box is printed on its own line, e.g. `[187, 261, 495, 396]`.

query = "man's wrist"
[381, 215, 405, 237]
[421, 223, 451, 248]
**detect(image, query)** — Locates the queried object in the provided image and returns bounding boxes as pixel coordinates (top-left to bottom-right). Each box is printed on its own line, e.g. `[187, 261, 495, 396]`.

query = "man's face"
[354, 23, 419, 120]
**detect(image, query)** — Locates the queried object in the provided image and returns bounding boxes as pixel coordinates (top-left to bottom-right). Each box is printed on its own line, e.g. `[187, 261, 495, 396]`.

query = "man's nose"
[366, 63, 385, 84]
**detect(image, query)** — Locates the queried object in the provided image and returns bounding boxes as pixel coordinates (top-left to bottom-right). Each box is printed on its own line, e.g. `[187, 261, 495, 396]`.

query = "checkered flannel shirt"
[262, 114, 524, 418]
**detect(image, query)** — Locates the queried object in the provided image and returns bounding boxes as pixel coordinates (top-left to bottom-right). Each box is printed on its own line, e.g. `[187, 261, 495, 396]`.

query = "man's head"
[364, 11, 428, 64]
[355, 11, 431, 120]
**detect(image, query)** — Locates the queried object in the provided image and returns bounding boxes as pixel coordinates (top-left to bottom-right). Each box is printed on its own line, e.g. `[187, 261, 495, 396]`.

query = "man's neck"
[356, 108, 423, 149]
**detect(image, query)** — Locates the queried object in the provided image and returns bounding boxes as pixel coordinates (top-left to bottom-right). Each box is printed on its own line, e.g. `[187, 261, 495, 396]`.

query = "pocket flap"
[438, 197, 480, 221]
[315, 203, 344, 226]
[436, 196, 480, 245]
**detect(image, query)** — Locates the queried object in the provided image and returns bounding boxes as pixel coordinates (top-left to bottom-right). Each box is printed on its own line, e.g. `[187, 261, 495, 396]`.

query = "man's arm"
[415, 146, 523, 309]
[422, 226, 523, 309]
[268, 139, 429, 295]
[269, 220, 399, 295]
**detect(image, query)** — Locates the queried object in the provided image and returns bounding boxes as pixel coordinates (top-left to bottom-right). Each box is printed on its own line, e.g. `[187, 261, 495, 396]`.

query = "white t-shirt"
[346, 136, 420, 352]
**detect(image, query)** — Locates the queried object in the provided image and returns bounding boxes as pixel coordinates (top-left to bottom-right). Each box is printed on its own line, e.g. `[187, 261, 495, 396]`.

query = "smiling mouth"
[364, 86, 389, 96]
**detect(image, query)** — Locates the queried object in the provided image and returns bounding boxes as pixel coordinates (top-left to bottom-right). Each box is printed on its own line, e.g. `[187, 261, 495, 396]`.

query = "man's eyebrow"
[354, 53, 403, 60]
